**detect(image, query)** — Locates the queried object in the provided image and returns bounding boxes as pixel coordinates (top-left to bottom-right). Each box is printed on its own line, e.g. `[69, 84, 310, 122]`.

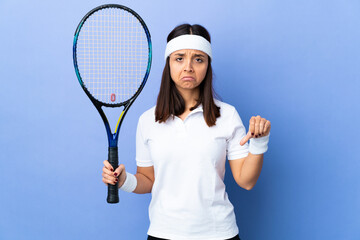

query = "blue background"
[0, 0, 359, 239]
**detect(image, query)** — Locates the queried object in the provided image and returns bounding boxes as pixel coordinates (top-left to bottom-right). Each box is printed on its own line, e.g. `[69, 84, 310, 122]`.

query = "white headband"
[164, 34, 212, 60]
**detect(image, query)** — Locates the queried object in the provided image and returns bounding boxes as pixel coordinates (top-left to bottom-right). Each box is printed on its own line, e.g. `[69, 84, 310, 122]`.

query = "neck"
[177, 87, 200, 111]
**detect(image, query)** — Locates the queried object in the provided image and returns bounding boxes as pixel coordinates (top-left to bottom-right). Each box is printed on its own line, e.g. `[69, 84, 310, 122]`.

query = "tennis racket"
[73, 4, 152, 203]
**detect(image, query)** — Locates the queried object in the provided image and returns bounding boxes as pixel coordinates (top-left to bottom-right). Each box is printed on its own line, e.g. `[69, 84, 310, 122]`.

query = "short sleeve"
[135, 117, 154, 167]
[226, 108, 249, 160]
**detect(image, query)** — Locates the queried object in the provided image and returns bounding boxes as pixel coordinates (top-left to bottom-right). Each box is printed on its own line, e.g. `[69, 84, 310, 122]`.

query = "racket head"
[73, 4, 152, 107]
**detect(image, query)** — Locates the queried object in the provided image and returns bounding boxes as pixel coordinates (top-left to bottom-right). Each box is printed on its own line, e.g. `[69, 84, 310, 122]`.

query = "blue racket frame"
[72, 4, 152, 203]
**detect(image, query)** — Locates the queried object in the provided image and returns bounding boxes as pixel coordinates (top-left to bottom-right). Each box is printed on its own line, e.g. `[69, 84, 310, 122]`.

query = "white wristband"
[119, 172, 137, 192]
[249, 133, 270, 155]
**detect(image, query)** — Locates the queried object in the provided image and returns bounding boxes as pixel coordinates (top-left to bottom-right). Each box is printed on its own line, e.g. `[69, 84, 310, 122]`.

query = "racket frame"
[73, 4, 152, 202]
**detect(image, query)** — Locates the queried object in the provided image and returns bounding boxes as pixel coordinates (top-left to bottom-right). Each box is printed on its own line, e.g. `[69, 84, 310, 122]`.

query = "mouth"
[181, 76, 195, 81]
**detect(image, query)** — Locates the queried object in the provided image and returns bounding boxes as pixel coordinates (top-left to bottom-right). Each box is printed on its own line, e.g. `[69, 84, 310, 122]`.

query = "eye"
[195, 58, 203, 63]
[176, 57, 183, 61]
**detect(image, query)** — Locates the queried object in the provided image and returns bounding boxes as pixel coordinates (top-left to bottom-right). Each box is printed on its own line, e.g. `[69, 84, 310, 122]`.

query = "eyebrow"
[173, 53, 206, 58]
[194, 54, 206, 58]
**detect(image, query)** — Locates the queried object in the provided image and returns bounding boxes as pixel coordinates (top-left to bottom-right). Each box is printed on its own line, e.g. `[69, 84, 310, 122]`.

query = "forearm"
[132, 173, 153, 194]
[238, 153, 264, 190]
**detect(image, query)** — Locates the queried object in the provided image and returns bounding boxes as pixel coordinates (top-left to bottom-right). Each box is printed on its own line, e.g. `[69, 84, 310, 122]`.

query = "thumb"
[240, 131, 252, 146]
[115, 164, 125, 177]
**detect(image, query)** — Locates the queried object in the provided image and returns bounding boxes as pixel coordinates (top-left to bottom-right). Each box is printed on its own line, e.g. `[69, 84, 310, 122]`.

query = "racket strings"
[76, 7, 149, 104]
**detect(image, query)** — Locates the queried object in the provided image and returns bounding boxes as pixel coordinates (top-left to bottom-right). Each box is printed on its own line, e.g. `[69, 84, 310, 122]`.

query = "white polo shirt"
[136, 100, 249, 240]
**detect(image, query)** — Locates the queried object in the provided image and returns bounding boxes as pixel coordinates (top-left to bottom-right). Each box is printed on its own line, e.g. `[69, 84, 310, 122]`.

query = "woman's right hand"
[102, 160, 127, 188]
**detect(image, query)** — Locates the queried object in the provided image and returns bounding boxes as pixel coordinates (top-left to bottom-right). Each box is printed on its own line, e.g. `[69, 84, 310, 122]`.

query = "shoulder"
[214, 100, 246, 133]
[138, 105, 156, 124]
[214, 99, 237, 117]
[214, 99, 246, 126]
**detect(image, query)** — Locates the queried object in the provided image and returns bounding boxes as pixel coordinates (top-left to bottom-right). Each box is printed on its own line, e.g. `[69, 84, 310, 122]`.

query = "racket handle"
[107, 147, 119, 204]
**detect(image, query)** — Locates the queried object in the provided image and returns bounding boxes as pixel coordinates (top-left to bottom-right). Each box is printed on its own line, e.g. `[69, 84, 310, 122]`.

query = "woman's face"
[169, 49, 209, 92]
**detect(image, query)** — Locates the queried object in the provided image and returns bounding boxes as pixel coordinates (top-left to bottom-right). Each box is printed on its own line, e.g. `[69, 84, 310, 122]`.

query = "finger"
[263, 120, 271, 135]
[102, 171, 113, 181]
[102, 176, 117, 186]
[249, 117, 256, 137]
[103, 160, 114, 171]
[259, 118, 266, 136]
[254, 116, 261, 138]
[240, 131, 252, 146]
[103, 171, 118, 185]
[102, 168, 118, 184]
[102, 166, 113, 176]
[114, 164, 125, 178]
[102, 171, 114, 184]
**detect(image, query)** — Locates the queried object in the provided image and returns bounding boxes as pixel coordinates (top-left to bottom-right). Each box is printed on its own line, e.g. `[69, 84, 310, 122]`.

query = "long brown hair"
[155, 24, 220, 127]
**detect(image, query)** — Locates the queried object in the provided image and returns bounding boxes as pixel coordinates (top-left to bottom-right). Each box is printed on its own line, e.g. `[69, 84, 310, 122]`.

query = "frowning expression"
[169, 49, 209, 92]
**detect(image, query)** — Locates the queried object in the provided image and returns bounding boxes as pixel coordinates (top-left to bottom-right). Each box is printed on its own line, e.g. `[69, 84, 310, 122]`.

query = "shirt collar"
[185, 104, 204, 119]
[190, 104, 203, 114]
[170, 104, 203, 119]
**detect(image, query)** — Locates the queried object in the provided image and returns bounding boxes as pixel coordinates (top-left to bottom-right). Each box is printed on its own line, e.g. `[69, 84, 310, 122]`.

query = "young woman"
[102, 24, 271, 240]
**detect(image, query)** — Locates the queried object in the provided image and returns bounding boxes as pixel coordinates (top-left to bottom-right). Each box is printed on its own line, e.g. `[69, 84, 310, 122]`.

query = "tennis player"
[102, 24, 271, 240]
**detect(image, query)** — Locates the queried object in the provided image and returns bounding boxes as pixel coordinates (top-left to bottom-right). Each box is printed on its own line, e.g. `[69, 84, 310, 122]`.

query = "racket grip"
[107, 147, 119, 204]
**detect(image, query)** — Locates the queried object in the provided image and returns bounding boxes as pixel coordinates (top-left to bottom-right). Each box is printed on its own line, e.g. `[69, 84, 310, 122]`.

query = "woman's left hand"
[240, 115, 271, 146]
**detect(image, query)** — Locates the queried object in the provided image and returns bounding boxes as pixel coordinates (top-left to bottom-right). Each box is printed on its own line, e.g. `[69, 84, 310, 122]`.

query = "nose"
[184, 59, 193, 72]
